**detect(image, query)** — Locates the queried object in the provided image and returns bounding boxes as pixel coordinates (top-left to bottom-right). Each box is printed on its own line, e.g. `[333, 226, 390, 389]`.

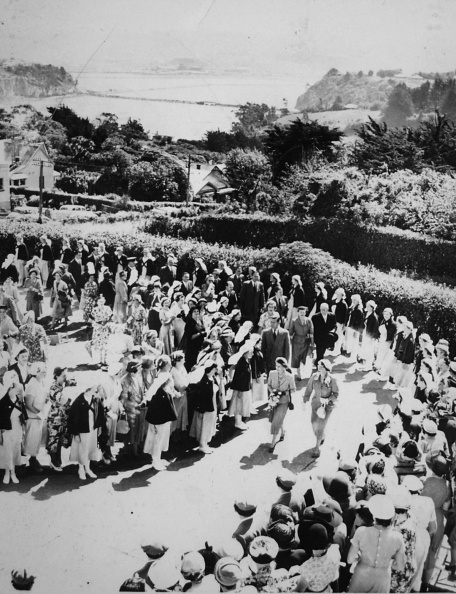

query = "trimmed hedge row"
[2, 219, 456, 351]
[143, 214, 456, 281]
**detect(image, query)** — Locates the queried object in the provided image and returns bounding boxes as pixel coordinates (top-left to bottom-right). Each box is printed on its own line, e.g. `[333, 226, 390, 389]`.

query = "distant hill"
[295, 69, 425, 112]
[0, 62, 77, 99]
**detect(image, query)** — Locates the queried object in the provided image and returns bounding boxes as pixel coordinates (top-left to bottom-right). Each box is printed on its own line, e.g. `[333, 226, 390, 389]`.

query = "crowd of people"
[0, 235, 456, 592]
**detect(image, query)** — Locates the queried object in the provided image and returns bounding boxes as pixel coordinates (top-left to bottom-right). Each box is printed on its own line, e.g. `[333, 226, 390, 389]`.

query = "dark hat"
[308, 523, 330, 550]
[267, 520, 296, 549]
[425, 450, 449, 477]
[126, 361, 140, 373]
[249, 537, 279, 564]
[234, 500, 257, 517]
[303, 504, 342, 528]
[140, 538, 169, 559]
[322, 471, 351, 501]
[276, 470, 297, 492]
[270, 504, 295, 525]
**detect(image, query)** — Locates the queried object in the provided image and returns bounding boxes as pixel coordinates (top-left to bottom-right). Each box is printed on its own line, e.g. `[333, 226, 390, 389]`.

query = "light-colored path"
[0, 290, 453, 593]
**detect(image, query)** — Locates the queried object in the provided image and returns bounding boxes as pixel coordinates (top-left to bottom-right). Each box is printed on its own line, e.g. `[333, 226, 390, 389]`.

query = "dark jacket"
[396, 333, 415, 365]
[290, 286, 306, 308]
[231, 356, 252, 392]
[334, 300, 348, 325]
[8, 363, 32, 389]
[364, 312, 380, 339]
[381, 317, 397, 342]
[193, 374, 215, 414]
[159, 265, 177, 287]
[239, 280, 265, 323]
[68, 394, 105, 434]
[146, 386, 177, 425]
[99, 278, 116, 308]
[251, 349, 266, 380]
[0, 264, 19, 284]
[16, 244, 29, 261]
[347, 306, 364, 331]
[312, 312, 337, 347]
[0, 394, 27, 430]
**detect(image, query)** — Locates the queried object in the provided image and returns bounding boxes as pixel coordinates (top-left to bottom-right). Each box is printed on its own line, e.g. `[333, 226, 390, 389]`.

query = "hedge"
[143, 214, 456, 281]
[2, 219, 456, 351]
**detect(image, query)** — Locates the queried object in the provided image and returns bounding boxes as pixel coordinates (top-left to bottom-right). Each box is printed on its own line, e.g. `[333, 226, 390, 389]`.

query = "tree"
[264, 119, 343, 178]
[331, 96, 344, 111]
[119, 118, 149, 145]
[231, 103, 277, 136]
[47, 104, 94, 139]
[368, 70, 374, 77]
[56, 169, 97, 194]
[127, 160, 186, 202]
[67, 136, 96, 161]
[383, 84, 413, 126]
[93, 113, 119, 148]
[224, 149, 272, 212]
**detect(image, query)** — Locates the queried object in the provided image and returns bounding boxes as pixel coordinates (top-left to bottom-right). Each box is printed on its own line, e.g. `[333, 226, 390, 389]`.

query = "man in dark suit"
[112, 246, 128, 276]
[312, 303, 337, 363]
[68, 253, 84, 301]
[180, 272, 194, 296]
[239, 269, 265, 325]
[261, 313, 291, 374]
[229, 266, 245, 297]
[159, 254, 177, 287]
[218, 280, 238, 313]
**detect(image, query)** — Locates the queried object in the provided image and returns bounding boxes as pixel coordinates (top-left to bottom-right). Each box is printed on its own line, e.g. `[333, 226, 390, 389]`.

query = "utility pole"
[186, 155, 191, 207]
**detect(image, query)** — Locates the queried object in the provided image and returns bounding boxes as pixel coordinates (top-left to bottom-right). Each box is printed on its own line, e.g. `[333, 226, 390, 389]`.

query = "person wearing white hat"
[50, 269, 72, 330]
[0, 370, 27, 484]
[46, 366, 74, 471]
[144, 355, 177, 470]
[23, 362, 47, 474]
[88, 295, 113, 368]
[189, 361, 219, 454]
[268, 357, 296, 452]
[390, 486, 418, 593]
[228, 341, 254, 430]
[258, 300, 279, 334]
[402, 475, 437, 592]
[393, 321, 416, 389]
[289, 306, 314, 381]
[347, 494, 406, 593]
[344, 294, 364, 362]
[418, 418, 450, 456]
[126, 293, 147, 347]
[82, 262, 99, 320]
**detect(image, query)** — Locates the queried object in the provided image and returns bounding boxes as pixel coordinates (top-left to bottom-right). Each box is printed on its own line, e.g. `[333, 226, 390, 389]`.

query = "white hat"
[390, 486, 412, 510]
[87, 262, 96, 276]
[108, 361, 123, 376]
[368, 494, 395, 520]
[401, 475, 424, 493]
[234, 321, 253, 344]
[422, 418, 438, 435]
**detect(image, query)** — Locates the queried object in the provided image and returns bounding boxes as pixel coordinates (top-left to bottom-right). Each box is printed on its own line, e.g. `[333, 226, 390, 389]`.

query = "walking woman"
[309, 281, 327, 318]
[189, 361, 219, 454]
[18, 311, 49, 363]
[375, 308, 396, 377]
[24, 268, 44, 321]
[289, 306, 314, 381]
[159, 296, 176, 356]
[285, 275, 306, 330]
[359, 300, 380, 371]
[0, 371, 27, 484]
[170, 292, 187, 348]
[23, 362, 48, 473]
[144, 355, 177, 470]
[46, 366, 72, 472]
[331, 287, 348, 356]
[344, 294, 364, 361]
[183, 306, 206, 371]
[68, 384, 104, 480]
[121, 361, 145, 457]
[127, 294, 147, 346]
[348, 494, 406, 593]
[390, 486, 418, 593]
[250, 333, 266, 410]
[113, 270, 128, 324]
[228, 343, 254, 431]
[170, 351, 189, 434]
[90, 295, 113, 368]
[268, 356, 296, 452]
[304, 358, 339, 458]
[50, 270, 72, 329]
[83, 266, 99, 323]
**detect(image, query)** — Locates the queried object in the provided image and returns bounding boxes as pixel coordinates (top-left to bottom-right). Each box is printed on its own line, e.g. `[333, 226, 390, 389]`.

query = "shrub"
[4, 219, 456, 350]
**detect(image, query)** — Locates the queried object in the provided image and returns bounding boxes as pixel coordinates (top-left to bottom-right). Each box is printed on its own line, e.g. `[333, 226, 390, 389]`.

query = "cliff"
[0, 63, 77, 99]
[295, 69, 424, 112]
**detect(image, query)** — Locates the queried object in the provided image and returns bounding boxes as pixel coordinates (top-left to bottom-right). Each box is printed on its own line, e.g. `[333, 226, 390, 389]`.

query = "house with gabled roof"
[189, 163, 234, 200]
[0, 139, 56, 190]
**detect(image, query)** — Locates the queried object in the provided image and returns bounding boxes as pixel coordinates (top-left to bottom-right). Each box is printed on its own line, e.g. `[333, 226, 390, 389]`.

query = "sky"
[0, 0, 455, 78]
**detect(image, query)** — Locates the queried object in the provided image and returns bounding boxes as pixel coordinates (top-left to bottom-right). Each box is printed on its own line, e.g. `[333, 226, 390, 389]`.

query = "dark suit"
[261, 327, 291, 374]
[159, 265, 176, 287]
[239, 280, 265, 324]
[230, 274, 245, 297]
[312, 312, 337, 362]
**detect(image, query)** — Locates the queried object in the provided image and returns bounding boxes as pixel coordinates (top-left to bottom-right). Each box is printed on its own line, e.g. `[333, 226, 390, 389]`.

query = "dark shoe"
[279, 432, 285, 443]
[29, 457, 43, 473]
[269, 444, 276, 453]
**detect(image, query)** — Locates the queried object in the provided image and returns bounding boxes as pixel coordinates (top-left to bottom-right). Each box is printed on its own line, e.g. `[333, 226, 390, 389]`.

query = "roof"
[189, 164, 230, 196]
[10, 172, 29, 180]
[0, 140, 52, 168]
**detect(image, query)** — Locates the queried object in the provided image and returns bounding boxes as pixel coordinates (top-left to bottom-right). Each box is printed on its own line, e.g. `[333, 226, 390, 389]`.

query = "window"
[0, 178, 4, 191]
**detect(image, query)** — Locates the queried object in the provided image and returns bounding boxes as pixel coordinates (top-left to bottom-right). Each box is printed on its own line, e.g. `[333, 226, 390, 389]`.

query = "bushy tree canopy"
[225, 148, 272, 212]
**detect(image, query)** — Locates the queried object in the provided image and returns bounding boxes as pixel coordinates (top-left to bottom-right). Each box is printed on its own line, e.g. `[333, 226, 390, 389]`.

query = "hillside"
[295, 69, 425, 112]
[0, 62, 77, 99]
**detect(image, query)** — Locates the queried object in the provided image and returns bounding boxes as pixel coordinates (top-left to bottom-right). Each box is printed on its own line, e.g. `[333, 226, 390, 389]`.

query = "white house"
[0, 139, 56, 190]
[189, 163, 234, 200]
[0, 162, 10, 210]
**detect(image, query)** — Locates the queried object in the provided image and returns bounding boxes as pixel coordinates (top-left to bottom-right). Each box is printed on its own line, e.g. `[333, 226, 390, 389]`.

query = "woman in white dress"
[0, 371, 27, 484]
[23, 362, 48, 473]
[170, 351, 189, 434]
[68, 385, 104, 480]
[159, 296, 176, 356]
[170, 292, 187, 349]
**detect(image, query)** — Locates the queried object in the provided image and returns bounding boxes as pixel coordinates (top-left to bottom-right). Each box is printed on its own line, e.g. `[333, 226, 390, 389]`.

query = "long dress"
[46, 381, 71, 462]
[24, 277, 44, 319]
[190, 379, 217, 445]
[171, 303, 187, 348]
[18, 324, 48, 363]
[69, 404, 101, 465]
[268, 370, 296, 436]
[390, 512, 418, 593]
[348, 525, 406, 593]
[159, 308, 174, 355]
[0, 401, 23, 470]
[410, 494, 437, 591]
[90, 304, 113, 362]
[23, 377, 48, 457]
[304, 372, 339, 441]
[121, 374, 145, 446]
[228, 356, 253, 418]
[83, 280, 99, 322]
[422, 475, 450, 582]
[51, 280, 72, 321]
[113, 278, 128, 323]
[4, 284, 23, 323]
[128, 304, 147, 346]
[171, 365, 189, 432]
